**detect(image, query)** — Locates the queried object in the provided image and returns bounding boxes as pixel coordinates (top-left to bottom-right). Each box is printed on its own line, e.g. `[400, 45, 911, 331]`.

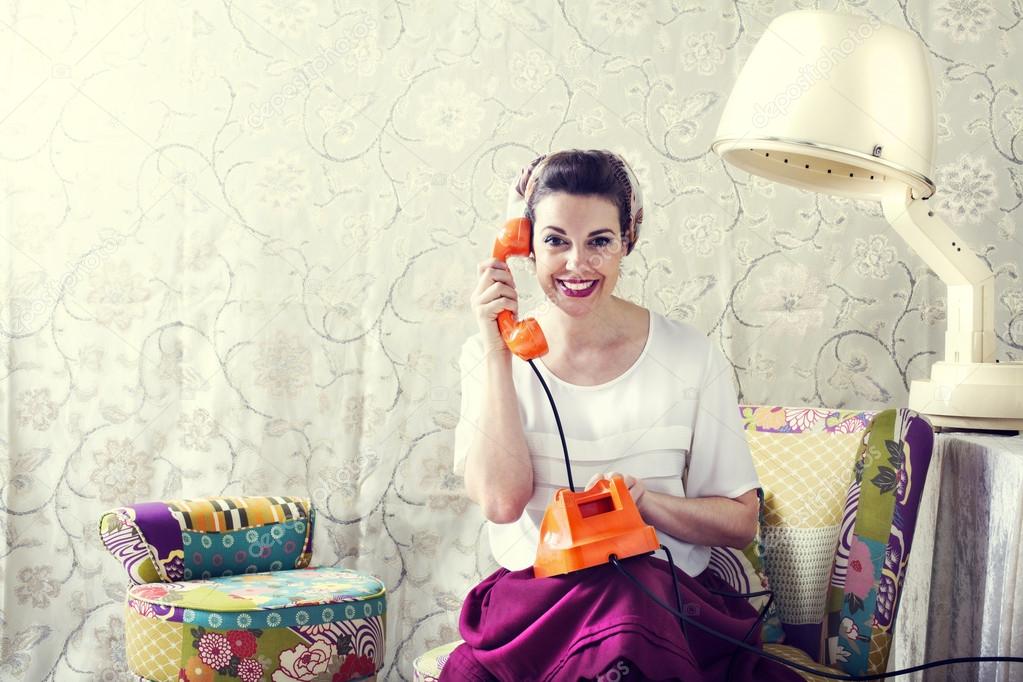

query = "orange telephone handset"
[492, 217, 549, 360]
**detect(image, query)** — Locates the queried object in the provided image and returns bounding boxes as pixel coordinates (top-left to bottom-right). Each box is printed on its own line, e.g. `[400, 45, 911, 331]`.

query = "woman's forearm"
[462, 348, 534, 523]
[639, 490, 757, 550]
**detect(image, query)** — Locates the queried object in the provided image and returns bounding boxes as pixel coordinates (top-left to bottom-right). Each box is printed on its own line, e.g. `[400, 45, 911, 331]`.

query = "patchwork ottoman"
[99, 495, 385, 682]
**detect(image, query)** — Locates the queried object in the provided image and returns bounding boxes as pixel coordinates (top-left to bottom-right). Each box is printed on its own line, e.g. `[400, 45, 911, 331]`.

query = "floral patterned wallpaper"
[1, 0, 1021, 679]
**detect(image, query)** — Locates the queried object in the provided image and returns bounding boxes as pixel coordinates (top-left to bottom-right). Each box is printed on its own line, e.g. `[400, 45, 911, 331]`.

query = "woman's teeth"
[556, 279, 598, 296]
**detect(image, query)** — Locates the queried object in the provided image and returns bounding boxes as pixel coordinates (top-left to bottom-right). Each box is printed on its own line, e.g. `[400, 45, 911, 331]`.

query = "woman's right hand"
[471, 257, 519, 354]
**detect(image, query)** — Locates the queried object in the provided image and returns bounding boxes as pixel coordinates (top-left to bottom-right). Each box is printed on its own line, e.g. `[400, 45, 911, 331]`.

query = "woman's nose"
[565, 245, 585, 270]
[566, 248, 602, 273]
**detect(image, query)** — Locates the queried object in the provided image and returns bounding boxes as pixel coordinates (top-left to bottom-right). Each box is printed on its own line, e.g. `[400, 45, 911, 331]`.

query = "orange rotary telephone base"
[534, 476, 660, 579]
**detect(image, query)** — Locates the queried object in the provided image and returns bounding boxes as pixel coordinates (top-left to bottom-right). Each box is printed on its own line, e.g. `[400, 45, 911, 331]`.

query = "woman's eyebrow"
[543, 226, 615, 236]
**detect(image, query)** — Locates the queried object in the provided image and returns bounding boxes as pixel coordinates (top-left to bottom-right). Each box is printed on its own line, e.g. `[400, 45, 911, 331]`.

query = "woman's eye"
[543, 236, 612, 247]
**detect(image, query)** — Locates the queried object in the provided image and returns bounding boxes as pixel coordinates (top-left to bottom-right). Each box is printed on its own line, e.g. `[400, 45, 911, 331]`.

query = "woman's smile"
[555, 278, 599, 297]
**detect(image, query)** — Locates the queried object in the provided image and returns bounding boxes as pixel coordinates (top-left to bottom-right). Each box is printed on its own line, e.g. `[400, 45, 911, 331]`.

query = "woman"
[447, 149, 800, 681]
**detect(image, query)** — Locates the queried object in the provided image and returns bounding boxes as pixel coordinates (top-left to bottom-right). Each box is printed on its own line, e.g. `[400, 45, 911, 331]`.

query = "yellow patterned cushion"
[748, 430, 864, 626]
[748, 431, 863, 528]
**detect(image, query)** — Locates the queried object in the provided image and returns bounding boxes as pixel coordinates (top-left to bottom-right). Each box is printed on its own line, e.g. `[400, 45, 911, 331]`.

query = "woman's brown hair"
[522, 149, 638, 257]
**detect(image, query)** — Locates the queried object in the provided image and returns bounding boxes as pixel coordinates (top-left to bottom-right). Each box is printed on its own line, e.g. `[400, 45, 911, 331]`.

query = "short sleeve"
[452, 334, 486, 477]
[684, 341, 759, 500]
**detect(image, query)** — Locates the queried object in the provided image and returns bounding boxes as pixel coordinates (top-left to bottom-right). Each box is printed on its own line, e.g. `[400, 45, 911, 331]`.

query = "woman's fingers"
[478, 258, 506, 272]
[585, 472, 633, 490]
[484, 297, 517, 316]
[479, 257, 508, 269]
[603, 472, 640, 492]
[472, 269, 512, 299]
[475, 278, 516, 306]
[472, 258, 524, 351]
[477, 259, 514, 283]
[472, 283, 518, 317]
[484, 282, 519, 302]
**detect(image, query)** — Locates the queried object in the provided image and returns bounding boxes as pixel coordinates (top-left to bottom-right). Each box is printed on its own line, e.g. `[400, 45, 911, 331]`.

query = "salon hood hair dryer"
[711, 9, 1023, 432]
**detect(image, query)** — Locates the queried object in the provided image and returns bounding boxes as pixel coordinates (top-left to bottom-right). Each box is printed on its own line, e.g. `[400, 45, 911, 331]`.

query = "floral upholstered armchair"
[413, 406, 933, 682]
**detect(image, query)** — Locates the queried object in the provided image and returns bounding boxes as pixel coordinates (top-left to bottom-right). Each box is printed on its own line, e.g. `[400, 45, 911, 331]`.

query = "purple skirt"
[440, 555, 803, 682]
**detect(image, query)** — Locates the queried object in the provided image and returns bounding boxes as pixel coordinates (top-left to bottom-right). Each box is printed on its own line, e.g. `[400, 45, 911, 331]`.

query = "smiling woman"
[449, 149, 801, 681]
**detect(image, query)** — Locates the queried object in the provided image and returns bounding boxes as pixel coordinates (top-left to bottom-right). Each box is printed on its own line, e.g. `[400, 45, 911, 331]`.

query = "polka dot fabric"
[180, 520, 308, 580]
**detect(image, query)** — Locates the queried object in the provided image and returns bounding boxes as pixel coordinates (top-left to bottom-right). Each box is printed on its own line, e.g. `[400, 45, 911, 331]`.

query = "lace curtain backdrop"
[1, 1, 1021, 679]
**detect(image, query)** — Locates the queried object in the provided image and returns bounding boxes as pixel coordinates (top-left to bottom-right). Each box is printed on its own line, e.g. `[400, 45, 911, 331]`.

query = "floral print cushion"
[128, 567, 386, 625]
[124, 566, 385, 682]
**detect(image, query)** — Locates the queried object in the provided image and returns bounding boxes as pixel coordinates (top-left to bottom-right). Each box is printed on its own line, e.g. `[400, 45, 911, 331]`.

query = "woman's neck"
[541, 296, 637, 352]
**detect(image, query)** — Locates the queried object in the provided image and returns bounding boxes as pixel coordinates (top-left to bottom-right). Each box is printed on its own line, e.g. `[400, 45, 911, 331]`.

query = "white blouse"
[453, 310, 759, 576]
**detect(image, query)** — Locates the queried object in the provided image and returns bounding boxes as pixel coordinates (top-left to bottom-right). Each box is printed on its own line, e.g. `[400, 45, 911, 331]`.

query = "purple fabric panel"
[128, 599, 183, 622]
[130, 501, 183, 580]
[875, 411, 934, 631]
[780, 623, 822, 662]
[894, 413, 934, 555]
[445, 557, 803, 682]
[154, 602, 181, 622]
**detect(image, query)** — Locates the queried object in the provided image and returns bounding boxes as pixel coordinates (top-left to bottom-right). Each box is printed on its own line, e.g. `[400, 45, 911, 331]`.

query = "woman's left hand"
[584, 471, 647, 510]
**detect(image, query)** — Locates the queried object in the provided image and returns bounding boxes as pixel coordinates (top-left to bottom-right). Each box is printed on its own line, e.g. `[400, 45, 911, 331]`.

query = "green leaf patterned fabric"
[821, 409, 934, 677]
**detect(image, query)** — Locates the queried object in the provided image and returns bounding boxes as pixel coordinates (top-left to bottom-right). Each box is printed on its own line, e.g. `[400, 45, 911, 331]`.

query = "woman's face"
[531, 192, 625, 317]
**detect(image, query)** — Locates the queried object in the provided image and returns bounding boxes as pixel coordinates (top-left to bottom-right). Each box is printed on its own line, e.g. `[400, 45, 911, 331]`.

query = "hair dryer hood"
[712, 10, 937, 201]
